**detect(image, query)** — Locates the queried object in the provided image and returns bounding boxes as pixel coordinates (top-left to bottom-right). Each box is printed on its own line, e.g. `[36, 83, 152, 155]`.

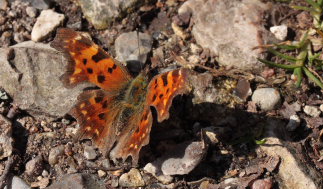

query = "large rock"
[77, 0, 143, 29]
[178, 0, 273, 70]
[0, 41, 90, 118]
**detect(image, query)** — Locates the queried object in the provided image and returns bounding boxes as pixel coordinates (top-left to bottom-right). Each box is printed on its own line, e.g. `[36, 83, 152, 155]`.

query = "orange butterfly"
[51, 28, 191, 165]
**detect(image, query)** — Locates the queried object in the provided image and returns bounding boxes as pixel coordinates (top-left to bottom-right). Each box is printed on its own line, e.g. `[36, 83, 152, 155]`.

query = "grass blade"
[302, 67, 323, 89]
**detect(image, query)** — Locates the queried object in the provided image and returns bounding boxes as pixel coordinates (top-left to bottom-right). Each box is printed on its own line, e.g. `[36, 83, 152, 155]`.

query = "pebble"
[319, 104, 323, 112]
[97, 170, 106, 177]
[304, 105, 321, 117]
[83, 145, 97, 160]
[4, 176, 31, 189]
[114, 31, 153, 72]
[25, 156, 43, 176]
[143, 163, 173, 184]
[22, 0, 51, 9]
[41, 170, 49, 177]
[0, 0, 7, 10]
[26, 6, 37, 18]
[203, 126, 219, 144]
[31, 9, 64, 41]
[119, 168, 145, 187]
[190, 43, 202, 54]
[252, 88, 281, 111]
[188, 55, 200, 64]
[270, 25, 288, 41]
[48, 145, 65, 165]
[251, 178, 273, 189]
[286, 114, 301, 132]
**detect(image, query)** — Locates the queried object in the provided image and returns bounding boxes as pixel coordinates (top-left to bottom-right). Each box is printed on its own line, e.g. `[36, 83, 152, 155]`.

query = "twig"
[0, 156, 14, 189]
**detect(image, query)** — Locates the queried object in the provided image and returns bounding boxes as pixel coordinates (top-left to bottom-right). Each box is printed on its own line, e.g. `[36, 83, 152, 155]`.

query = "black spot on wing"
[94, 96, 103, 103]
[92, 48, 107, 63]
[87, 68, 93, 74]
[161, 74, 168, 86]
[97, 75, 105, 83]
[83, 59, 87, 65]
[108, 68, 113, 73]
[112, 64, 117, 69]
[98, 113, 105, 120]
[152, 94, 157, 102]
[102, 100, 108, 109]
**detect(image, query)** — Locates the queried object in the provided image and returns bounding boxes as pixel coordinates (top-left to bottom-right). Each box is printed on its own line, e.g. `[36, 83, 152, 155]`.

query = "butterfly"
[50, 28, 191, 165]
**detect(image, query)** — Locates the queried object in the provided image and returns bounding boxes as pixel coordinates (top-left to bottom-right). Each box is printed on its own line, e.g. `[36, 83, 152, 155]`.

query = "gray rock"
[0, 41, 90, 118]
[77, 0, 143, 29]
[189, 72, 219, 104]
[259, 119, 320, 189]
[45, 173, 105, 189]
[26, 6, 38, 18]
[4, 176, 30, 189]
[252, 88, 281, 111]
[270, 25, 288, 41]
[0, 0, 8, 10]
[178, 0, 272, 70]
[0, 115, 13, 160]
[19, 0, 52, 9]
[48, 145, 64, 165]
[143, 163, 173, 184]
[25, 155, 43, 176]
[119, 168, 145, 187]
[161, 141, 207, 175]
[31, 9, 64, 42]
[286, 115, 301, 132]
[304, 105, 321, 117]
[83, 145, 97, 160]
[115, 31, 152, 72]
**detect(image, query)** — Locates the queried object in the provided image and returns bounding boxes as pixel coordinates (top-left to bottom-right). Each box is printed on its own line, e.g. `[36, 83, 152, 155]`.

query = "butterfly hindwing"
[51, 28, 132, 92]
[146, 68, 191, 122]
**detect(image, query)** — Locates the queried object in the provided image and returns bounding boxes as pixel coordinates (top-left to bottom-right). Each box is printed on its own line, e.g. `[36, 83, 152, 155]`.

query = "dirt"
[1, 0, 323, 188]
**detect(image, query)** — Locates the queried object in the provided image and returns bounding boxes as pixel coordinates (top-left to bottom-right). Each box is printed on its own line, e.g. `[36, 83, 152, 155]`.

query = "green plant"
[258, 31, 323, 89]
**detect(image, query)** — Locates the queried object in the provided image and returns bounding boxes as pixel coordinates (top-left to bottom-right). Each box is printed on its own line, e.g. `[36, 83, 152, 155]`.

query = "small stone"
[190, 43, 202, 54]
[0, 0, 8, 10]
[144, 163, 173, 184]
[119, 168, 145, 187]
[25, 156, 43, 176]
[42, 170, 49, 177]
[270, 25, 288, 41]
[61, 118, 70, 125]
[4, 176, 30, 189]
[31, 9, 65, 41]
[31, 177, 49, 189]
[48, 145, 65, 165]
[251, 178, 273, 189]
[286, 115, 301, 132]
[115, 31, 152, 72]
[304, 105, 321, 117]
[0, 115, 13, 160]
[83, 145, 97, 160]
[188, 55, 200, 64]
[26, 6, 37, 18]
[22, 0, 51, 9]
[98, 170, 106, 177]
[252, 88, 281, 111]
[319, 104, 323, 112]
[203, 126, 219, 144]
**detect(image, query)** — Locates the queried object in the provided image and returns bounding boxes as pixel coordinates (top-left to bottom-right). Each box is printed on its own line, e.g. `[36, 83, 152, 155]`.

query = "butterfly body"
[51, 28, 191, 165]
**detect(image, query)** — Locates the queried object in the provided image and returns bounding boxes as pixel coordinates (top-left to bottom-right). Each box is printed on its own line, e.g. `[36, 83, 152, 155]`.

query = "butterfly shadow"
[143, 95, 312, 182]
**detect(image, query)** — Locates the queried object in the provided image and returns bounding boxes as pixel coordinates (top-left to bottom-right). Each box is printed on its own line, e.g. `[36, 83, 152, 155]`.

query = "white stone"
[319, 104, 323, 112]
[4, 176, 30, 189]
[119, 168, 145, 187]
[97, 170, 106, 177]
[83, 145, 97, 160]
[304, 105, 321, 117]
[286, 114, 301, 132]
[143, 163, 173, 184]
[31, 10, 64, 42]
[26, 6, 37, 18]
[270, 25, 288, 41]
[252, 88, 281, 111]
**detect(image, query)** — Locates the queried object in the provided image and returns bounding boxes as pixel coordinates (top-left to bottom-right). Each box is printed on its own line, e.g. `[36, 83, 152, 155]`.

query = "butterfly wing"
[51, 28, 132, 92]
[146, 68, 191, 122]
[71, 90, 122, 155]
[109, 106, 153, 164]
